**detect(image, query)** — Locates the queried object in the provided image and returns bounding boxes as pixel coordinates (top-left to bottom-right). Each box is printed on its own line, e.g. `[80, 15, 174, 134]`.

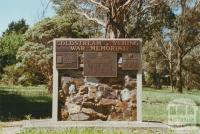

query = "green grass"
[143, 87, 200, 124]
[0, 84, 52, 121]
[0, 85, 200, 123]
[0, 85, 200, 133]
[20, 128, 174, 134]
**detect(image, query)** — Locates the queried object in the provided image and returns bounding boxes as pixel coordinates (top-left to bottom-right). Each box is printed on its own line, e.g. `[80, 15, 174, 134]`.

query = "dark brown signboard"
[56, 52, 78, 69]
[84, 52, 117, 77]
[55, 39, 141, 53]
[122, 53, 140, 70]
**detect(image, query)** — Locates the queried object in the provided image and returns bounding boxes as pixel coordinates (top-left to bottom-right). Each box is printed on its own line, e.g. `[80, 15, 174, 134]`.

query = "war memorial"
[52, 39, 142, 122]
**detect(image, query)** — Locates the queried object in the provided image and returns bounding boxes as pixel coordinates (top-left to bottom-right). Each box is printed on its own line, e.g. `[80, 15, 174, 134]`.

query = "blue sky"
[0, 0, 55, 36]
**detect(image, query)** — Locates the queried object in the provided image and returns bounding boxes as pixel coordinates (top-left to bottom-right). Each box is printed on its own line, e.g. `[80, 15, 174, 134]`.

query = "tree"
[168, 0, 200, 93]
[25, 15, 99, 45]
[17, 42, 53, 92]
[2, 19, 29, 36]
[52, 0, 163, 38]
[146, 0, 200, 92]
[21, 7, 99, 92]
[0, 19, 29, 77]
[0, 33, 25, 75]
[144, 38, 169, 89]
[147, 31, 177, 91]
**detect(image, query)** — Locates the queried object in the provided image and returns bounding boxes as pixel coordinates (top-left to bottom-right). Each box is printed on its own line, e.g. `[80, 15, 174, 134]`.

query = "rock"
[112, 85, 123, 90]
[123, 109, 132, 120]
[69, 84, 77, 94]
[79, 85, 89, 95]
[58, 90, 66, 103]
[68, 112, 90, 121]
[73, 78, 85, 87]
[120, 88, 131, 101]
[72, 94, 83, 105]
[84, 77, 99, 84]
[82, 102, 97, 109]
[130, 90, 137, 103]
[96, 90, 103, 99]
[62, 83, 69, 95]
[130, 89, 137, 97]
[124, 75, 136, 90]
[98, 84, 112, 91]
[115, 101, 128, 112]
[88, 86, 97, 99]
[66, 103, 81, 114]
[108, 112, 123, 121]
[97, 84, 118, 99]
[61, 77, 74, 85]
[81, 108, 107, 120]
[60, 108, 69, 120]
[99, 98, 117, 106]
[103, 90, 118, 99]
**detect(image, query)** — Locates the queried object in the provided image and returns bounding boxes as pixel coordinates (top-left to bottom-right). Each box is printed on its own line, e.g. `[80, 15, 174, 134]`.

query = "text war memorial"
[53, 39, 142, 121]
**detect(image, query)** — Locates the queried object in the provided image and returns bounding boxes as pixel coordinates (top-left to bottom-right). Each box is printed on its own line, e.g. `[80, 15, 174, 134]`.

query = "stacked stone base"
[59, 76, 137, 121]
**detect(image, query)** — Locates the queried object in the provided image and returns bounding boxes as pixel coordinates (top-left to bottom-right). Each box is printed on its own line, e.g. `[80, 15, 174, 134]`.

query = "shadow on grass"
[0, 90, 52, 122]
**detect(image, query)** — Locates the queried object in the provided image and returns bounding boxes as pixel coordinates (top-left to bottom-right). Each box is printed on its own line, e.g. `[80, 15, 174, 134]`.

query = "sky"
[0, 0, 55, 36]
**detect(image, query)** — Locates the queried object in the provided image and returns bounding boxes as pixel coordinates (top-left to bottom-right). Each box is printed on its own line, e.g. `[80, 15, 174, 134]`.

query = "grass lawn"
[0, 84, 200, 123]
[20, 128, 174, 134]
[0, 84, 51, 121]
[0, 85, 200, 133]
[143, 87, 200, 124]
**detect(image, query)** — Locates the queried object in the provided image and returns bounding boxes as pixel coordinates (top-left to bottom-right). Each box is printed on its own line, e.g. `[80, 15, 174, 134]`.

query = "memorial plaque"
[55, 39, 141, 53]
[84, 52, 117, 77]
[122, 53, 140, 70]
[56, 52, 78, 69]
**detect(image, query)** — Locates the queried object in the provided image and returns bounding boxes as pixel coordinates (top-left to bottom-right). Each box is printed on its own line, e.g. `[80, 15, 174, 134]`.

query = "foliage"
[2, 19, 29, 36]
[183, 47, 200, 90]
[0, 19, 28, 78]
[53, 0, 175, 39]
[22, 5, 100, 92]
[0, 33, 25, 56]
[17, 42, 53, 92]
[0, 33, 25, 77]
[25, 15, 100, 45]
[143, 0, 200, 92]
[1, 63, 45, 86]
[127, 0, 175, 41]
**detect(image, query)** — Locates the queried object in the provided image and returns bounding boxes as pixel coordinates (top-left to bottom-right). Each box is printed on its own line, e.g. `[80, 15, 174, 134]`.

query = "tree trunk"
[169, 43, 174, 92]
[169, 62, 174, 92]
[176, 52, 183, 93]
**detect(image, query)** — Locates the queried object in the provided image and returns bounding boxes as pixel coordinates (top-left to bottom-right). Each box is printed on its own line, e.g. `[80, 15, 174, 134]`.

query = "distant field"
[0, 84, 199, 124]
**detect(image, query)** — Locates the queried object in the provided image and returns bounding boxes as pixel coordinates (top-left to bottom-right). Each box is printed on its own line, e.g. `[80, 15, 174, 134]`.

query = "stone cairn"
[58, 75, 137, 121]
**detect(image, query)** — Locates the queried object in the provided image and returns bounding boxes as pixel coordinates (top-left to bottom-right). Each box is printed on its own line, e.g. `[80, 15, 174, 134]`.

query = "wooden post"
[52, 39, 58, 121]
[137, 42, 142, 122]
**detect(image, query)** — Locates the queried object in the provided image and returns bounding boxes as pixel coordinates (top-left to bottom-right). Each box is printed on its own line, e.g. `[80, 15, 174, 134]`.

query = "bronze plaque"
[56, 52, 78, 69]
[122, 53, 140, 70]
[84, 52, 117, 77]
